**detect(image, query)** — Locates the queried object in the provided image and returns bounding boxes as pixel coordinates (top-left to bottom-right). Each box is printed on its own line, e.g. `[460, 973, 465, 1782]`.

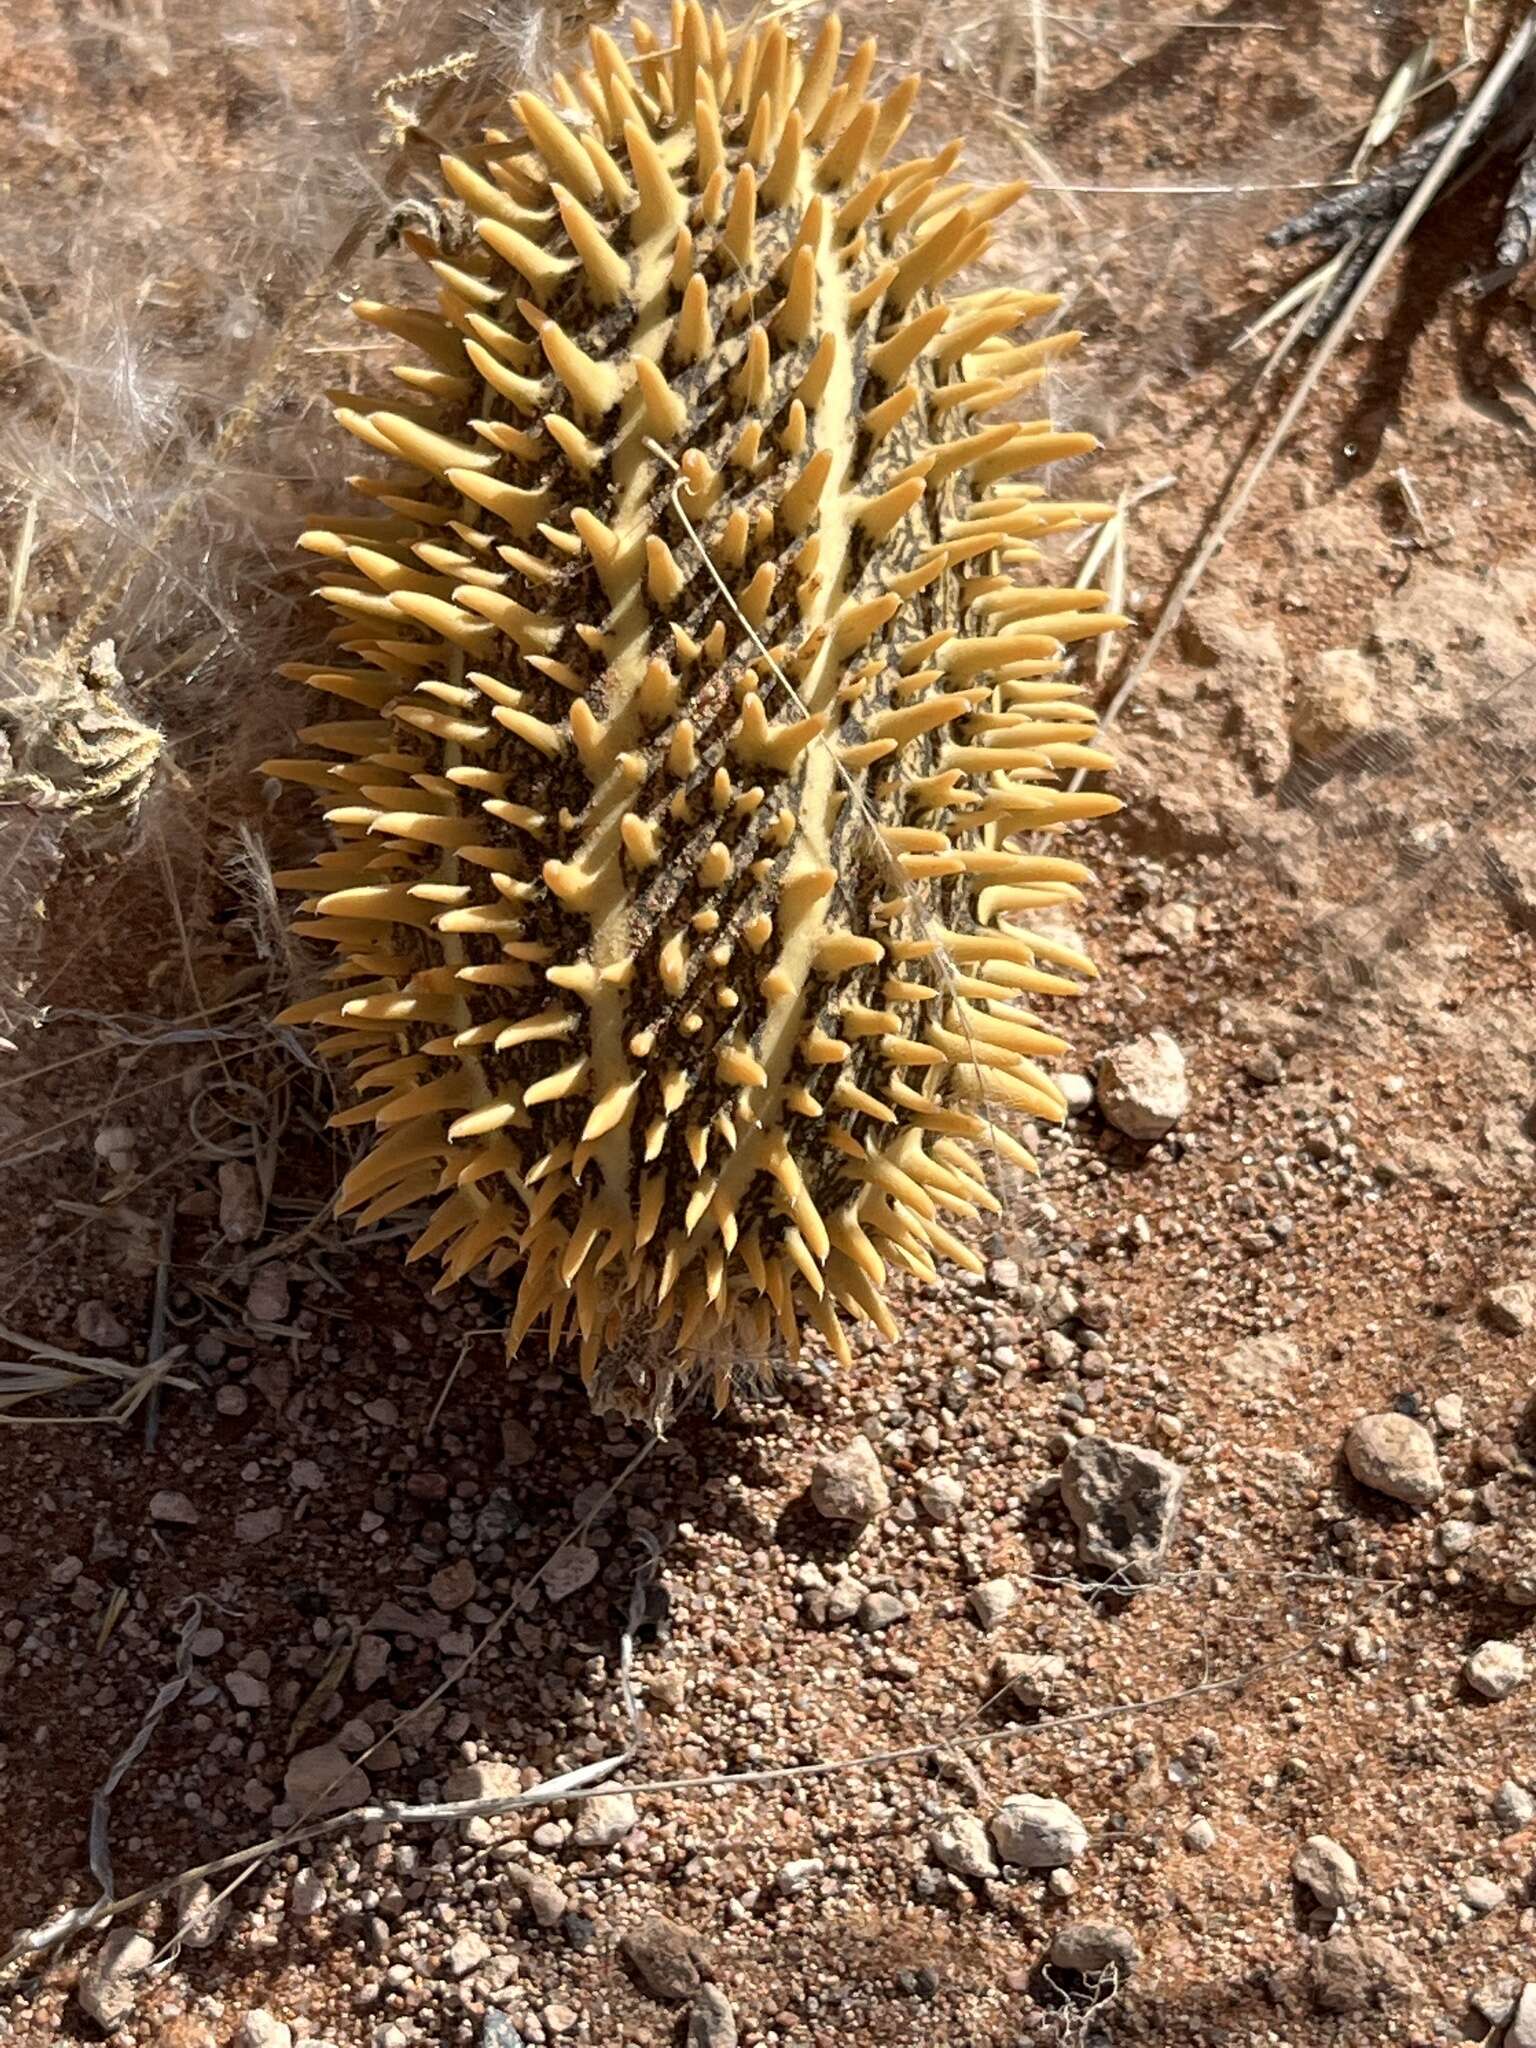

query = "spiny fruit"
[270, 5, 1125, 1409]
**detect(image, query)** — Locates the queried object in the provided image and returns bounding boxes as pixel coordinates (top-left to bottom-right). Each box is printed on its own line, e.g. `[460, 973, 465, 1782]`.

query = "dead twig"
[1082, 14, 1536, 769]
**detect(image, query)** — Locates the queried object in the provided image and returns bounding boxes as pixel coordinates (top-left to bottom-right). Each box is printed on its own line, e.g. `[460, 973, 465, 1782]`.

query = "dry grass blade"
[1351, 37, 1440, 175]
[0, 1321, 192, 1423]
[1089, 12, 1536, 753]
[3, 1558, 1400, 1974]
[1242, 36, 1453, 353]
[3, 495, 38, 633]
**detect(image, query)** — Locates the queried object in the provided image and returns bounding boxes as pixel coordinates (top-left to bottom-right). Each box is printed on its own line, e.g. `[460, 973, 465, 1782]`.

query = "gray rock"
[824, 1577, 866, 1626]
[482, 2017, 524, 2048]
[1096, 1029, 1189, 1139]
[1485, 1281, 1535, 1336]
[245, 1263, 290, 1325]
[571, 1790, 638, 1848]
[927, 1809, 998, 1880]
[1310, 1932, 1415, 2014]
[76, 1299, 129, 1349]
[1048, 1920, 1139, 1982]
[542, 1544, 599, 1601]
[991, 1794, 1087, 1868]
[809, 1436, 889, 1522]
[1465, 1640, 1527, 1701]
[775, 1857, 823, 1896]
[227, 1669, 268, 1709]
[284, 1743, 369, 1816]
[968, 1576, 1019, 1630]
[1059, 1438, 1185, 1585]
[148, 1490, 200, 1526]
[429, 1556, 476, 1611]
[857, 1591, 905, 1632]
[1183, 1816, 1216, 1853]
[1507, 1983, 1536, 2048]
[523, 1875, 567, 1929]
[1494, 1779, 1535, 1832]
[688, 1985, 738, 2048]
[1343, 1412, 1442, 1507]
[217, 1159, 264, 1244]
[235, 2014, 293, 2048]
[621, 1913, 707, 2000]
[1292, 1834, 1360, 1913]
[76, 1929, 154, 2030]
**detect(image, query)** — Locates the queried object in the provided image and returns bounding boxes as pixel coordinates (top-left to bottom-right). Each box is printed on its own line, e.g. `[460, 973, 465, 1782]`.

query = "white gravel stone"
[572, 1791, 639, 1848]
[290, 1868, 327, 1918]
[1462, 1876, 1506, 1915]
[1292, 1834, 1360, 1912]
[1058, 1071, 1094, 1114]
[235, 2014, 292, 2048]
[1183, 1816, 1216, 1853]
[1494, 1780, 1535, 1832]
[1344, 1412, 1442, 1507]
[444, 1929, 490, 1980]
[916, 1472, 964, 1524]
[235, 1506, 284, 1544]
[1291, 648, 1376, 758]
[968, 1577, 1018, 1631]
[1506, 1983, 1536, 2048]
[1096, 1029, 1189, 1139]
[178, 1877, 227, 1949]
[990, 1793, 1088, 1868]
[927, 1809, 998, 1880]
[444, 1759, 520, 1803]
[76, 1929, 154, 2029]
[809, 1436, 889, 1522]
[1465, 1640, 1527, 1701]
[1485, 1281, 1535, 1335]
[688, 1985, 738, 2048]
[775, 1857, 824, 1896]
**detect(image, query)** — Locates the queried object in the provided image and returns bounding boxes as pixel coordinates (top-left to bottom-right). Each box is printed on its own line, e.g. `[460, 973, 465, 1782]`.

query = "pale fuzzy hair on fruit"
[271, 2, 1125, 1413]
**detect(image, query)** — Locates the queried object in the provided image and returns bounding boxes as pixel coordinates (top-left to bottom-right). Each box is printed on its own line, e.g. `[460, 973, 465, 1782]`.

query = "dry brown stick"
[1078, 9, 1536, 778]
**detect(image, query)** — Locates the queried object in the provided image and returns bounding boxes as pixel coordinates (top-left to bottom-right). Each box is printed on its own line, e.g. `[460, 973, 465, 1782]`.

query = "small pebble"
[808, 1437, 889, 1523]
[1344, 1412, 1442, 1507]
[968, 1577, 1018, 1631]
[990, 1793, 1087, 1868]
[1465, 1640, 1527, 1701]
[572, 1791, 638, 1849]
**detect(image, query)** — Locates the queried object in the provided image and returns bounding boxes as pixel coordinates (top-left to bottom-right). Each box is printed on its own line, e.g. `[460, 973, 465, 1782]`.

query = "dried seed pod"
[272, 4, 1124, 1409]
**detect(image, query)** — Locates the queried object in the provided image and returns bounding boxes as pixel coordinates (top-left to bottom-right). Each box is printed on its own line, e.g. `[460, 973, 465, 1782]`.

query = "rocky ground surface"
[1, 3, 1534, 2046]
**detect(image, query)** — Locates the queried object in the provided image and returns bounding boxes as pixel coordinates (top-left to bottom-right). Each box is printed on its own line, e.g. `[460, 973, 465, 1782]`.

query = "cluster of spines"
[267, 5, 1123, 1401]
